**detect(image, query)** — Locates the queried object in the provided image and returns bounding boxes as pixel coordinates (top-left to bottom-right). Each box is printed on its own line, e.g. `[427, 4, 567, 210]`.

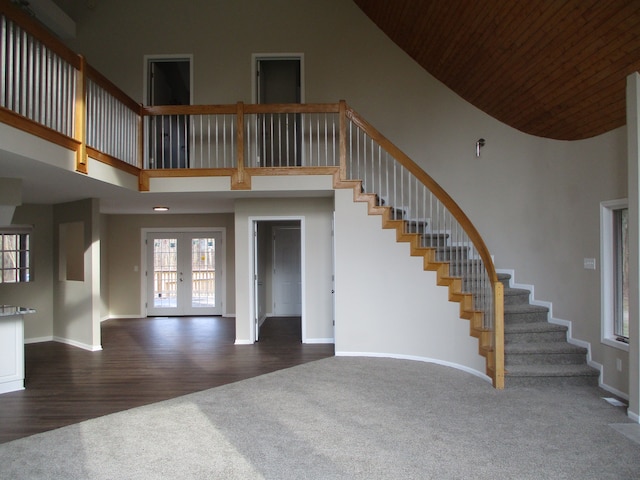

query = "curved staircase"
[501, 273, 600, 387]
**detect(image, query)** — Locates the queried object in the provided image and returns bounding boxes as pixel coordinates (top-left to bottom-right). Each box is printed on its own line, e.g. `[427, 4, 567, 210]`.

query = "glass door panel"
[153, 238, 177, 309]
[146, 231, 222, 316]
[191, 237, 216, 309]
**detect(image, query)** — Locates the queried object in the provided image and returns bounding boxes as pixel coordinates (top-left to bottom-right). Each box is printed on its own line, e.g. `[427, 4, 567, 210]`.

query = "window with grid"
[0, 231, 31, 283]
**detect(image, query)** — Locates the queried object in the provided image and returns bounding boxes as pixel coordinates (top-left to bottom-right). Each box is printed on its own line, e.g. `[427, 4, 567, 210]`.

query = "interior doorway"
[253, 54, 304, 167]
[145, 55, 193, 169]
[252, 219, 303, 342]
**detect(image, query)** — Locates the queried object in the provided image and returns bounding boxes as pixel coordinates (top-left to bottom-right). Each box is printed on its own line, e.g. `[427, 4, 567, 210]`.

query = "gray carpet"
[0, 357, 638, 479]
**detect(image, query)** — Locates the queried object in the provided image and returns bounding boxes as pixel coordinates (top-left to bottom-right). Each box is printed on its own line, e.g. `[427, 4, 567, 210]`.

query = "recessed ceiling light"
[153, 206, 169, 212]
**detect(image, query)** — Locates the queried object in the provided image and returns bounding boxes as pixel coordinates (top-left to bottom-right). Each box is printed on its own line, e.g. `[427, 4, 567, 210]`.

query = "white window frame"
[600, 198, 629, 351]
[0, 225, 33, 284]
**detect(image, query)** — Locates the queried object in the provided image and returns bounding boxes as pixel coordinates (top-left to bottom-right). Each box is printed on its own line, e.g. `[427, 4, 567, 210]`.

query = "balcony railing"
[0, 0, 504, 388]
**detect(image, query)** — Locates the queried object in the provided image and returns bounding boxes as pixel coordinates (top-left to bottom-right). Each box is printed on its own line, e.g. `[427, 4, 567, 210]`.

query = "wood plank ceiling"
[353, 0, 640, 140]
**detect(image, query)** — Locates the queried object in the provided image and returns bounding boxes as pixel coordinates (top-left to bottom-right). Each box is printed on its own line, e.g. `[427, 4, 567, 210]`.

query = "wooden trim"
[493, 281, 505, 389]
[142, 168, 237, 178]
[0, 107, 81, 152]
[75, 57, 87, 174]
[235, 102, 246, 186]
[245, 166, 339, 177]
[339, 100, 347, 181]
[141, 103, 340, 117]
[138, 171, 150, 192]
[85, 64, 142, 114]
[86, 147, 141, 176]
[344, 107, 498, 284]
[0, 0, 80, 68]
[243, 103, 340, 114]
[142, 105, 237, 116]
[137, 113, 144, 169]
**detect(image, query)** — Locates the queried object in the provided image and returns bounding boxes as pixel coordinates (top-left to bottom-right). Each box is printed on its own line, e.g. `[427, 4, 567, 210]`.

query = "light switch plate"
[584, 258, 596, 270]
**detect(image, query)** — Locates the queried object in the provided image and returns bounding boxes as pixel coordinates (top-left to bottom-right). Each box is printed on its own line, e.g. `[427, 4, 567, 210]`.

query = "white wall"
[0, 205, 54, 341]
[106, 213, 235, 317]
[52, 0, 631, 393]
[234, 197, 334, 344]
[53, 198, 102, 350]
[334, 189, 487, 378]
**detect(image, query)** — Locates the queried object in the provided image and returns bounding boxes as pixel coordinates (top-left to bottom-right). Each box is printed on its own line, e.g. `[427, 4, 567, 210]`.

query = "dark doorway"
[147, 58, 191, 169]
[256, 57, 302, 166]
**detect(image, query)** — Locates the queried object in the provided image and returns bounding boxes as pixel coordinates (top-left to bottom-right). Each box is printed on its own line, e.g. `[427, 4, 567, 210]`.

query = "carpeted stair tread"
[505, 341, 587, 355]
[506, 364, 599, 378]
[504, 321, 567, 334]
[504, 303, 549, 316]
[504, 287, 530, 296]
[503, 288, 531, 305]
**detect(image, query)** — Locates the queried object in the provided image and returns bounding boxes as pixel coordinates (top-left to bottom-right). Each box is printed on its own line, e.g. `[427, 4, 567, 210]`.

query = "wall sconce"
[475, 138, 485, 158]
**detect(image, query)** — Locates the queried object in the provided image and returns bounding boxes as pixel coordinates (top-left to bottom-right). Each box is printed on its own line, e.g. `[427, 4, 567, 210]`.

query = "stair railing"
[344, 106, 504, 388]
[0, 0, 504, 387]
[0, 0, 143, 174]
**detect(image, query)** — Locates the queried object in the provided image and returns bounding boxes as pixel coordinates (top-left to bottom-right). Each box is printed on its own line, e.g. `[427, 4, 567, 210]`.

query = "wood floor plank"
[0, 316, 334, 444]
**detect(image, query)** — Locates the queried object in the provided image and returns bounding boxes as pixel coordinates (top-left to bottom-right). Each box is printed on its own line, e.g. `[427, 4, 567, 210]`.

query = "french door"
[146, 231, 222, 316]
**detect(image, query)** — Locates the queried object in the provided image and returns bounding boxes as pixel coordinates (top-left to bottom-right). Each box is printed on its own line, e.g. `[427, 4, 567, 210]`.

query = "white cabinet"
[0, 306, 34, 394]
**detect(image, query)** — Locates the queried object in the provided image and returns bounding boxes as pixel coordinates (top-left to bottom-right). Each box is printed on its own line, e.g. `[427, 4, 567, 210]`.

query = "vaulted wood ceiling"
[353, 0, 640, 140]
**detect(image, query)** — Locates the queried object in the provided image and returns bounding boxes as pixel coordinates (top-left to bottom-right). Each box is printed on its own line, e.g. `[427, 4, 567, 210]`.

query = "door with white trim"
[272, 226, 302, 316]
[146, 231, 222, 316]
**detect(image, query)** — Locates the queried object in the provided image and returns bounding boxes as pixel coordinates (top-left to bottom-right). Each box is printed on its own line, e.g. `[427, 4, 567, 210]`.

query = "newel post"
[137, 103, 144, 170]
[494, 281, 505, 389]
[74, 55, 88, 174]
[339, 100, 347, 181]
[236, 101, 245, 182]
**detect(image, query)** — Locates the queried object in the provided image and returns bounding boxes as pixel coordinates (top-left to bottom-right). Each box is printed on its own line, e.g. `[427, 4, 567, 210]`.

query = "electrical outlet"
[616, 358, 622, 372]
[584, 258, 596, 270]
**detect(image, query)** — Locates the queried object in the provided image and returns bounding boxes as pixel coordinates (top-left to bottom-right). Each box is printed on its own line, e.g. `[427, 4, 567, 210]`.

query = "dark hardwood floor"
[0, 316, 334, 444]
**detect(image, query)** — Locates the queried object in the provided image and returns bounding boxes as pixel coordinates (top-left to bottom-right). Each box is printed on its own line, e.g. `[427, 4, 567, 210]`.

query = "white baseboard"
[304, 338, 334, 344]
[0, 380, 24, 394]
[53, 336, 102, 352]
[24, 335, 54, 344]
[497, 268, 604, 382]
[103, 314, 143, 321]
[629, 410, 640, 423]
[335, 351, 491, 384]
[599, 382, 630, 401]
[234, 339, 253, 345]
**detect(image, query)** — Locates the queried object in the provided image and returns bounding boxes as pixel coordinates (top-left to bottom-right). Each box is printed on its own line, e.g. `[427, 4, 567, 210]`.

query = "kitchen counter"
[0, 305, 35, 394]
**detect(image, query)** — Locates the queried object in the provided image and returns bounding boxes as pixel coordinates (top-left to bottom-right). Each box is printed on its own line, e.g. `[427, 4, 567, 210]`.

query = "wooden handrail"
[344, 105, 504, 389]
[345, 106, 498, 284]
[86, 65, 142, 114]
[142, 105, 237, 116]
[0, 0, 504, 385]
[141, 103, 341, 117]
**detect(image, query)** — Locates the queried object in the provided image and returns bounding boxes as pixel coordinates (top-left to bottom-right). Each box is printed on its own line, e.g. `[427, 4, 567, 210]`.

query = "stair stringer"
[332, 177, 495, 381]
[496, 268, 626, 396]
